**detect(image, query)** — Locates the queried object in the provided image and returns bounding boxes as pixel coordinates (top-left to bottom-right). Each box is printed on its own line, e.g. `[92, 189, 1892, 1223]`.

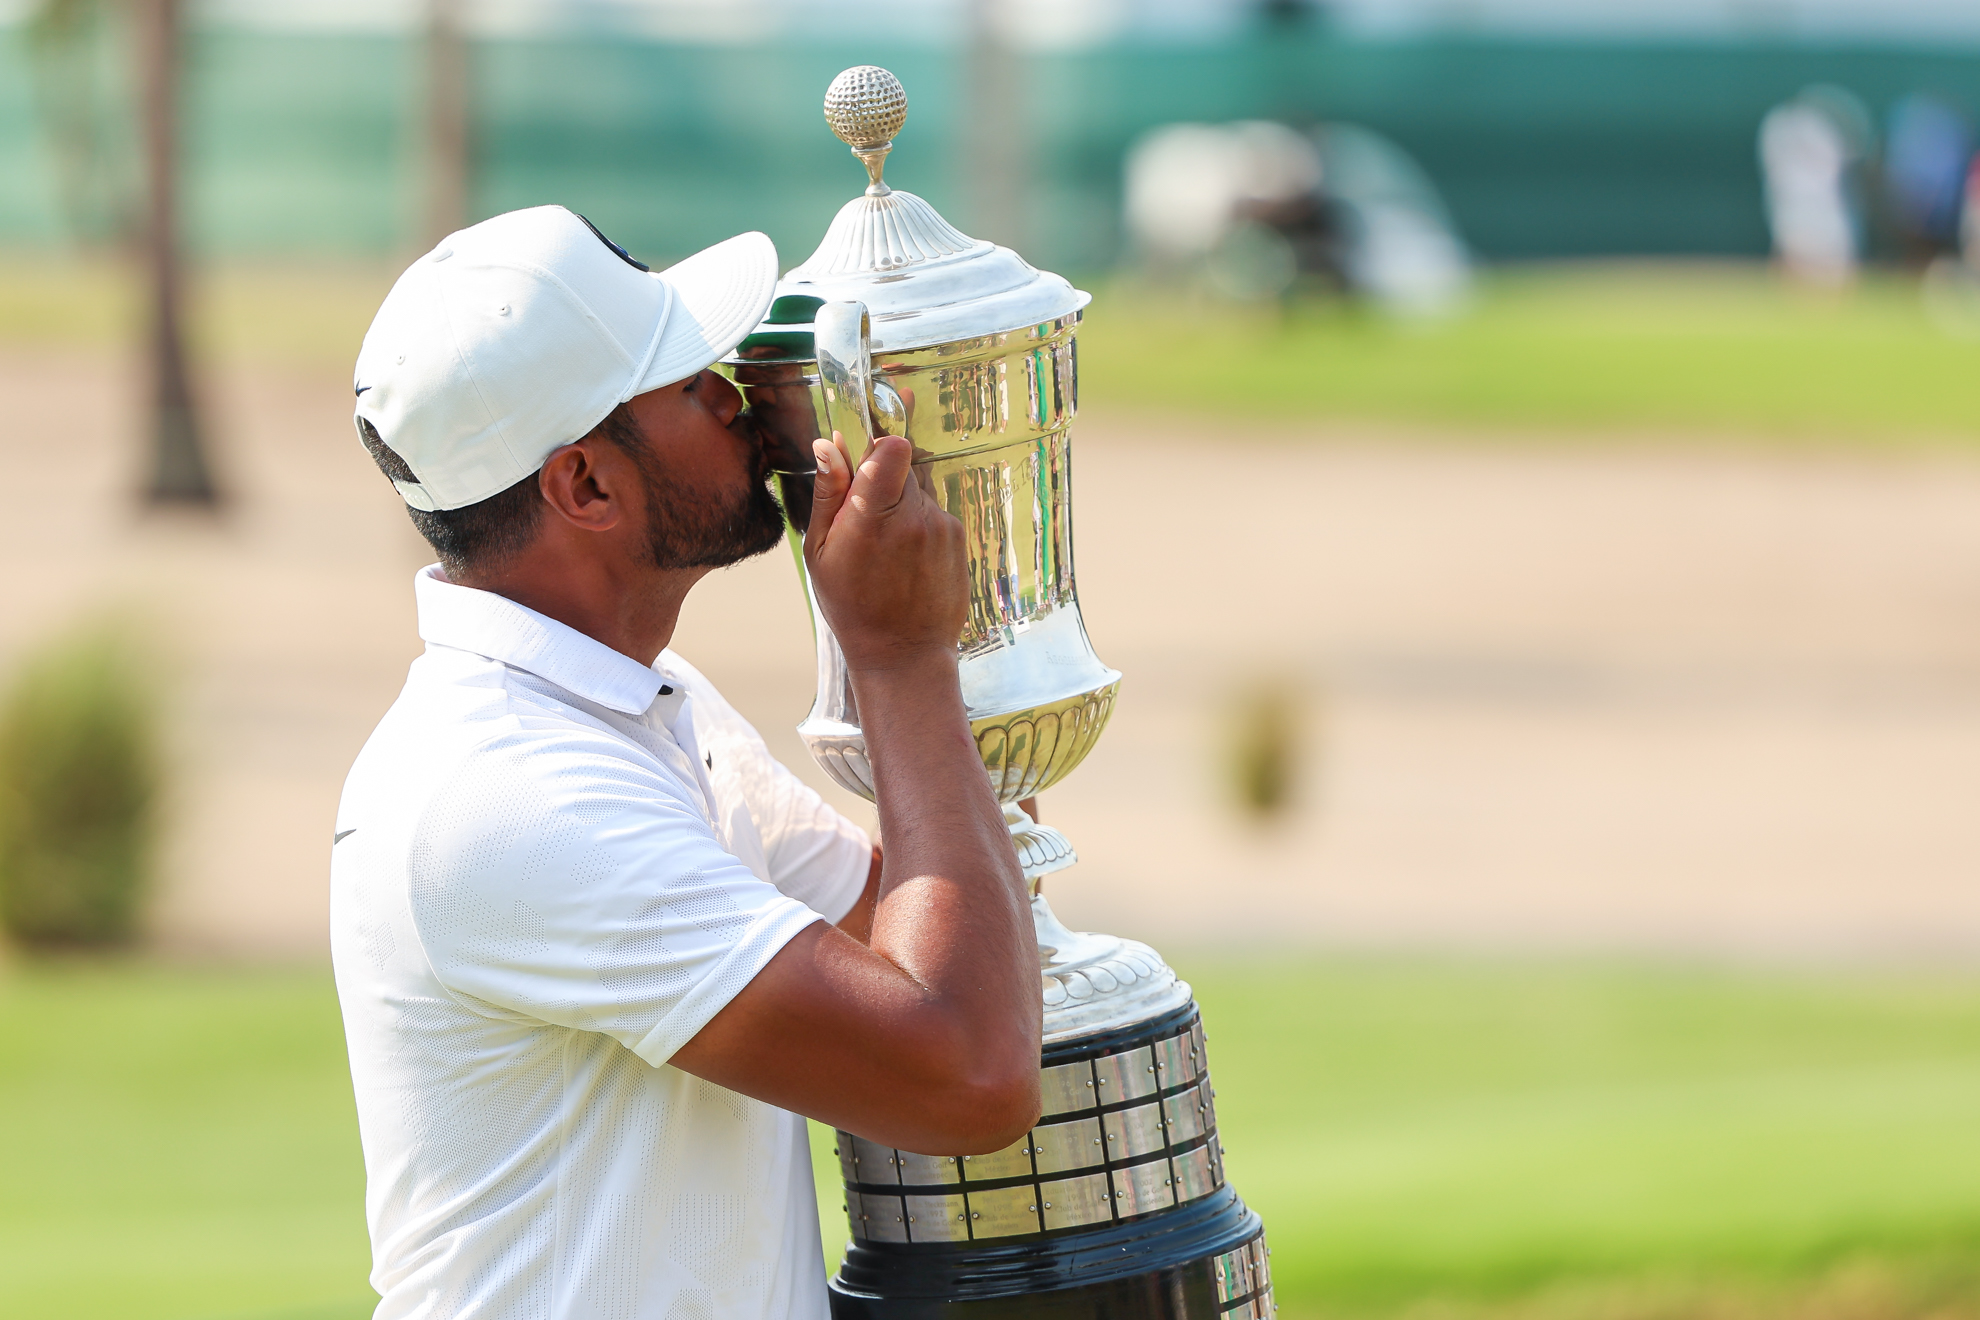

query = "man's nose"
[703, 369, 744, 426]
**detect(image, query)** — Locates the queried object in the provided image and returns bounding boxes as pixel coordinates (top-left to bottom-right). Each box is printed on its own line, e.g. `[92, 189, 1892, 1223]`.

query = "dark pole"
[137, 0, 216, 507]
[425, 0, 470, 247]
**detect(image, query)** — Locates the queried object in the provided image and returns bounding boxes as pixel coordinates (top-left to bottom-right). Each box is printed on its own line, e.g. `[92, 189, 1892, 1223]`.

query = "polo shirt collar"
[413, 565, 665, 715]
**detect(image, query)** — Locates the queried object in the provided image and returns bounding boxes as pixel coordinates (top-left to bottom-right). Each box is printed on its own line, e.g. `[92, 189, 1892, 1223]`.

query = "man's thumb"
[805, 434, 852, 558]
[848, 434, 913, 516]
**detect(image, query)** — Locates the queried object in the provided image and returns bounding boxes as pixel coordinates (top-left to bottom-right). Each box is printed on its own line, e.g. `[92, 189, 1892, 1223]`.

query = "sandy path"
[4, 348, 1978, 960]
[1055, 427, 1980, 960]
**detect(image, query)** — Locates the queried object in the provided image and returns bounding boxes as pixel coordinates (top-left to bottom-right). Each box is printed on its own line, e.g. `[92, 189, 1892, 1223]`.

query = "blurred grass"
[1178, 958, 1980, 1314]
[4, 254, 1979, 441]
[5, 956, 1980, 1319]
[1081, 265, 1980, 441]
[0, 961, 371, 1320]
[843, 957, 1980, 1318]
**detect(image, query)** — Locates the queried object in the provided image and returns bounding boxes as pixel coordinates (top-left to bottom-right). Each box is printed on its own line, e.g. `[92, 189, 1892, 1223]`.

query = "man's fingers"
[847, 434, 914, 518]
[802, 423, 971, 675]
[805, 433, 852, 557]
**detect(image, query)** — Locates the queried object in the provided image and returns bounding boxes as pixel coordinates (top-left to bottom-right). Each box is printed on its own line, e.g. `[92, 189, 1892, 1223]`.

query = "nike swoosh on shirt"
[333, 828, 357, 844]
[354, 384, 372, 396]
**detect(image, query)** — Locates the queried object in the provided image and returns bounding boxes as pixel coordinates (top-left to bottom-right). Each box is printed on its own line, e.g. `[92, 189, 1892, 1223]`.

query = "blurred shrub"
[1226, 677, 1306, 820]
[0, 620, 159, 947]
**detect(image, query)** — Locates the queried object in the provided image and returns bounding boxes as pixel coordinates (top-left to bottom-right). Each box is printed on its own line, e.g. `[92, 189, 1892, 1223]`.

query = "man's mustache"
[733, 407, 814, 478]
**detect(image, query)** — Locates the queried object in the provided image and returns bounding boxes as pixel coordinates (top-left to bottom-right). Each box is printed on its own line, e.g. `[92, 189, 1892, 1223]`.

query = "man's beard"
[630, 421, 789, 571]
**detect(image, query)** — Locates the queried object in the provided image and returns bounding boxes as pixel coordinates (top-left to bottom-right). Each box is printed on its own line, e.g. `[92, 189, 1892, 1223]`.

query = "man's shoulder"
[344, 647, 701, 832]
[336, 651, 733, 952]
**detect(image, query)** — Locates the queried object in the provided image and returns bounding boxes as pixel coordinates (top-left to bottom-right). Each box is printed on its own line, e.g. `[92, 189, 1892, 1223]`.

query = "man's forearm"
[851, 653, 1039, 1072]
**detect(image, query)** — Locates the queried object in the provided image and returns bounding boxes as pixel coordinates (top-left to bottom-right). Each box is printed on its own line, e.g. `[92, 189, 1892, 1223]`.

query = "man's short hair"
[358, 408, 652, 578]
[358, 417, 544, 578]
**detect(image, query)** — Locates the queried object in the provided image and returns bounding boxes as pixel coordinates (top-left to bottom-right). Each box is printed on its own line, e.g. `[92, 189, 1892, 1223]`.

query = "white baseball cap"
[354, 205, 778, 512]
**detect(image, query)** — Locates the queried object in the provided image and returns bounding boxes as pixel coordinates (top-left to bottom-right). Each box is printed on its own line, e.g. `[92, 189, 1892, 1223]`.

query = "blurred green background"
[6, 17, 1980, 269]
[6, 2, 1980, 1318]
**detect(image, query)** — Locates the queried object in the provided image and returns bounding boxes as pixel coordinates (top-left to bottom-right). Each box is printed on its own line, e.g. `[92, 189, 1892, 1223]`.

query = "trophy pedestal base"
[827, 954, 1276, 1319]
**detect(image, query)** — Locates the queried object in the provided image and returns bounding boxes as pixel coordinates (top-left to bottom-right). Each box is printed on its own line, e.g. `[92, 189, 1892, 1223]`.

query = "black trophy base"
[828, 1190, 1264, 1320]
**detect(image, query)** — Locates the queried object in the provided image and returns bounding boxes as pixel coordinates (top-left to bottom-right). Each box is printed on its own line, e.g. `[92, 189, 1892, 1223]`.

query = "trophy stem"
[1007, 802, 1077, 890]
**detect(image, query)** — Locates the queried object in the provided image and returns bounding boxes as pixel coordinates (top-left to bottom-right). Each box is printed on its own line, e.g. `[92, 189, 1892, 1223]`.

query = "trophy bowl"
[727, 69, 1120, 810]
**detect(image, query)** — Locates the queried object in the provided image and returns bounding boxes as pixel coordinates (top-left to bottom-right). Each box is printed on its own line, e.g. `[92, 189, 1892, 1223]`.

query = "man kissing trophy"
[728, 66, 1275, 1320]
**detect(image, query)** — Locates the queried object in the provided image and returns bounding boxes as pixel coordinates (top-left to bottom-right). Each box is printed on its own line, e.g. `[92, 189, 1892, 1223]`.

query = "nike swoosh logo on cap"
[333, 828, 357, 844]
[354, 384, 372, 396]
[576, 212, 650, 271]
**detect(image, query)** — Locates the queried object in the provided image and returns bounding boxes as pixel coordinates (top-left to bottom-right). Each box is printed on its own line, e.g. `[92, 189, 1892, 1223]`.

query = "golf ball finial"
[824, 66, 907, 195]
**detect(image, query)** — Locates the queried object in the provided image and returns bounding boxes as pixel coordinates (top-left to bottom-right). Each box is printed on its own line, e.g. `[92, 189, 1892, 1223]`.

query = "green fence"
[3, 24, 1978, 270]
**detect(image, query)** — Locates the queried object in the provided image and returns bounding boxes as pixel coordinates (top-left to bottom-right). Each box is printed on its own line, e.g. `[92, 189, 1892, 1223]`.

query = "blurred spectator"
[1758, 86, 1872, 287]
[1884, 93, 1973, 260]
[1123, 118, 1468, 313]
[1313, 123, 1470, 315]
[1125, 121, 1319, 277]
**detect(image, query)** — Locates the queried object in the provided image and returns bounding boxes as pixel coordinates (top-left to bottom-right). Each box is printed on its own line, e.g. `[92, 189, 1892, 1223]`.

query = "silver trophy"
[728, 66, 1273, 1320]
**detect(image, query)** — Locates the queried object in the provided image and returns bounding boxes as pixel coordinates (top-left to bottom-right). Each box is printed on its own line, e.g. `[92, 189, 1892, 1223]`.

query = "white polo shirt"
[331, 566, 871, 1320]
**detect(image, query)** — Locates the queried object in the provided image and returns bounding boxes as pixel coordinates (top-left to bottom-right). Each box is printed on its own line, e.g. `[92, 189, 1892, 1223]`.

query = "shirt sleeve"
[669, 654, 873, 926]
[742, 747, 872, 924]
[404, 726, 823, 1066]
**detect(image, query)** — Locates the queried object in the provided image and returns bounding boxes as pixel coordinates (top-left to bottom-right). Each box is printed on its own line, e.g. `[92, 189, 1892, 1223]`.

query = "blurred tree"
[135, 0, 217, 506]
[0, 620, 160, 948]
[424, 0, 471, 246]
[25, 0, 135, 250]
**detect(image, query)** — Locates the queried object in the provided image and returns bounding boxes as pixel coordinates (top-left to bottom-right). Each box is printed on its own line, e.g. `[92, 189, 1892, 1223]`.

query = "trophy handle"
[815, 301, 877, 460]
[798, 300, 875, 799]
[799, 300, 928, 801]
[816, 300, 907, 458]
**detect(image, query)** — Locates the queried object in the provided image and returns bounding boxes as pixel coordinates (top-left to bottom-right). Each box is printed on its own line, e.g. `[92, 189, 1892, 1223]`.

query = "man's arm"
[669, 433, 1040, 1156]
[836, 805, 1032, 942]
[835, 844, 881, 945]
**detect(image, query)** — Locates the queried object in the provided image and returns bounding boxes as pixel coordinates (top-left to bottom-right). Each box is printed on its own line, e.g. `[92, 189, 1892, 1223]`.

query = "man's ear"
[538, 440, 624, 531]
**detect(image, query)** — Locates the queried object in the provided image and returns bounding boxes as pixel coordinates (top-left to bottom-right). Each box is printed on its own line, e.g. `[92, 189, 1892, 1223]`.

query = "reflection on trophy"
[728, 65, 1274, 1320]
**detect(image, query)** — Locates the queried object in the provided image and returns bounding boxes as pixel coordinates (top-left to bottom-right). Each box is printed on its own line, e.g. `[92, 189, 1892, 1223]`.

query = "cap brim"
[632, 230, 779, 395]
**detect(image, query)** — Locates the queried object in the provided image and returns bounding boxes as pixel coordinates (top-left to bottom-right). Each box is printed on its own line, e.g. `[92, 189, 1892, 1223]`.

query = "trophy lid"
[748, 66, 1089, 358]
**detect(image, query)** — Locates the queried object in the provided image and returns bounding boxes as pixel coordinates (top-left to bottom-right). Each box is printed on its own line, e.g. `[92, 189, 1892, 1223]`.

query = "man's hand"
[669, 430, 1040, 1156]
[802, 431, 966, 672]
